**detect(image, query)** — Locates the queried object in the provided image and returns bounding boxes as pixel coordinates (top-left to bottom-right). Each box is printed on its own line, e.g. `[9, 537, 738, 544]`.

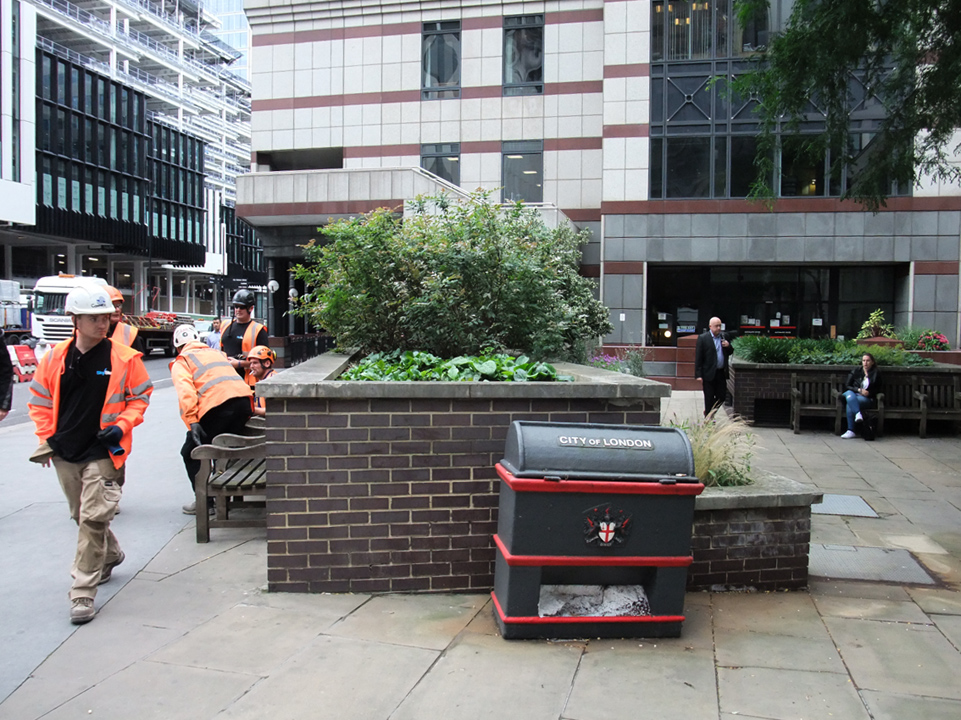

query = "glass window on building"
[668, 137, 711, 197]
[504, 15, 543, 96]
[422, 21, 460, 99]
[421, 143, 460, 186]
[502, 140, 543, 203]
[42, 157, 53, 207]
[780, 136, 826, 196]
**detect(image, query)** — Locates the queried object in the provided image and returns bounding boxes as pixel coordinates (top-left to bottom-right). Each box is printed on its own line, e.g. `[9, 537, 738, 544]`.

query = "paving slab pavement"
[1, 390, 960, 719]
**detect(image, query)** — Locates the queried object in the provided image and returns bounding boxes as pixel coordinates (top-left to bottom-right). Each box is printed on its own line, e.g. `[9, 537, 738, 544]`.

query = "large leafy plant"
[856, 309, 896, 339]
[341, 349, 572, 382]
[293, 191, 612, 362]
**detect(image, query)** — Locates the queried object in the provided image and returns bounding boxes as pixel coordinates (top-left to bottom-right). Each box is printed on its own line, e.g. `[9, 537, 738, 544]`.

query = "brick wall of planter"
[259, 354, 821, 595]
[688, 506, 811, 590]
[260, 355, 665, 594]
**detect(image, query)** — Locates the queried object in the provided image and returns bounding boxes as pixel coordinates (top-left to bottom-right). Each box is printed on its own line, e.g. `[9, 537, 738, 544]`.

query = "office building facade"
[235, 0, 960, 353]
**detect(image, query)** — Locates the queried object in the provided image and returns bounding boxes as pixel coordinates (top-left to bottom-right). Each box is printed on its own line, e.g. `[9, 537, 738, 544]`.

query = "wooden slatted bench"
[917, 375, 961, 438]
[790, 373, 845, 434]
[874, 374, 921, 438]
[190, 419, 267, 543]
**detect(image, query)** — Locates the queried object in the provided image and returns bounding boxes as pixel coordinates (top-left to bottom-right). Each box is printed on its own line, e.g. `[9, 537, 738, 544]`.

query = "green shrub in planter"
[341, 349, 573, 382]
[292, 191, 612, 362]
[732, 336, 934, 366]
[897, 327, 951, 351]
[731, 336, 794, 363]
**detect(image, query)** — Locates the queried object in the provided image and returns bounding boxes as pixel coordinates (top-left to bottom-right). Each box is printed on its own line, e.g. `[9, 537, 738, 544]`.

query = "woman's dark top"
[845, 365, 883, 401]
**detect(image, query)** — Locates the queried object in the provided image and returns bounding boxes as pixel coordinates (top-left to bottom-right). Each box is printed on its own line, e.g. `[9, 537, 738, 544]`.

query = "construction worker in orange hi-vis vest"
[220, 288, 268, 384]
[170, 324, 253, 517]
[105, 285, 146, 355]
[28, 285, 152, 625]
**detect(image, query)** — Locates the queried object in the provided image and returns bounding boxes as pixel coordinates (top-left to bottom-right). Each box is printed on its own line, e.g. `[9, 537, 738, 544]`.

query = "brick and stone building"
[236, 0, 961, 380]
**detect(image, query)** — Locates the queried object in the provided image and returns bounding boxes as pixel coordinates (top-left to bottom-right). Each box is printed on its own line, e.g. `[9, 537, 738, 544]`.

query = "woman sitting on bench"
[841, 352, 883, 439]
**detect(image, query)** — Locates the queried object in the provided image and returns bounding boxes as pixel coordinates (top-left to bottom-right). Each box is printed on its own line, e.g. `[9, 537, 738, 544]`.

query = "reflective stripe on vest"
[112, 323, 138, 347]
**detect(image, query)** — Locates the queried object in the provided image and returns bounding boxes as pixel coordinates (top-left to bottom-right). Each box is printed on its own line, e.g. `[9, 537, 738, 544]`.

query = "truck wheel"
[4, 334, 20, 346]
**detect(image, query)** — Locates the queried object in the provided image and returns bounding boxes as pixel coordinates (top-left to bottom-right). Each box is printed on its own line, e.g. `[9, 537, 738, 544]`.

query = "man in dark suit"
[694, 316, 734, 417]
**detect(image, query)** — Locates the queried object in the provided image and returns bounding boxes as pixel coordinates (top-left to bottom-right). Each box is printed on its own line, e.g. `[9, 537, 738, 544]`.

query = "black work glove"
[190, 423, 208, 446]
[97, 425, 125, 456]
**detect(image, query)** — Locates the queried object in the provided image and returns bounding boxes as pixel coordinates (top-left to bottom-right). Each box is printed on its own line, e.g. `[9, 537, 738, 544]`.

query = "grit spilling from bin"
[538, 585, 652, 617]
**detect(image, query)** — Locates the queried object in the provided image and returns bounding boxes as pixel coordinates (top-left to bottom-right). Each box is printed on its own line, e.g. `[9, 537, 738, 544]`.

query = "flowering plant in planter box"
[915, 330, 950, 351]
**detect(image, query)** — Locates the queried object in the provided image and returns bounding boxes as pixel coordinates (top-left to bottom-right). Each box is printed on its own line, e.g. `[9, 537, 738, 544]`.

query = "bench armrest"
[245, 417, 266, 433]
[191, 442, 266, 460]
[211, 433, 265, 449]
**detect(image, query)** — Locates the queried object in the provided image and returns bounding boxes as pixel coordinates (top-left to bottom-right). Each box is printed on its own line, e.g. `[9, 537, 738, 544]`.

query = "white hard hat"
[65, 286, 113, 315]
[173, 324, 200, 348]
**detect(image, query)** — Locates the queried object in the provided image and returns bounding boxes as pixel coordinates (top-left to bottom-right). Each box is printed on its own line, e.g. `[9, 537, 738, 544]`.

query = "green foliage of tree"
[292, 192, 612, 361]
[735, 0, 961, 210]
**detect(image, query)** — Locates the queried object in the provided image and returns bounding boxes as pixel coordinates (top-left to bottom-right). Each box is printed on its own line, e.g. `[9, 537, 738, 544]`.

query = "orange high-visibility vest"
[111, 322, 139, 347]
[250, 368, 275, 411]
[170, 340, 253, 427]
[28, 339, 153, 469]
[220, 319, 267, 384]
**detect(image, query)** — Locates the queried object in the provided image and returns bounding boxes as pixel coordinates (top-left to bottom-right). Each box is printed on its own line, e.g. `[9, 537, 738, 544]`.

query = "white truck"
[1, 279, 33, 346]
[31, 274, 193, 356]
[30, 275, 110, 346]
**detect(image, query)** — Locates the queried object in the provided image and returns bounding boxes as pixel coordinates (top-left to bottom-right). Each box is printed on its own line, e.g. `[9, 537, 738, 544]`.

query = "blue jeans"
[842, 390, 873, 431]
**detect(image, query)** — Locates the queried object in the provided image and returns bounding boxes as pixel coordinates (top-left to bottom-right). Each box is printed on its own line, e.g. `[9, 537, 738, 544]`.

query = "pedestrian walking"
[27, 286, 153, 624]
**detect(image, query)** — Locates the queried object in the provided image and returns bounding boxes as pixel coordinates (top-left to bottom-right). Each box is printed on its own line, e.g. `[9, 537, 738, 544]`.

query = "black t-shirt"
[49, 339, 112, 463]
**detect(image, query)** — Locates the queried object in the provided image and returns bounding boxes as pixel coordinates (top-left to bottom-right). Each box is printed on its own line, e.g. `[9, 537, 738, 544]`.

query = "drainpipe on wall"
[641, 260, 648, 348]
[907, 260, 915, 329]
[598, 214, 606, 343]
[957, 223, 961, 347]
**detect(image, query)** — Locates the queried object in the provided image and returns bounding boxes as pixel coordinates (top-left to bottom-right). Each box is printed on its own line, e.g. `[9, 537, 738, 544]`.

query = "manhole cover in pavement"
[809, 544, 936, 584]
[812, 494, 879, 518]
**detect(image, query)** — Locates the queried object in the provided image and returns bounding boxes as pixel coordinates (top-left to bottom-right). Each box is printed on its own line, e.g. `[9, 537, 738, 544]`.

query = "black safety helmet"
[232, 289, 255, 308]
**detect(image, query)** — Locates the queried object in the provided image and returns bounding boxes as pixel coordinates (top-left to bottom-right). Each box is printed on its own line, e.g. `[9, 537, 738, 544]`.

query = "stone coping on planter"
[696, 472, 823, 511]
[256, 351, 673, 402]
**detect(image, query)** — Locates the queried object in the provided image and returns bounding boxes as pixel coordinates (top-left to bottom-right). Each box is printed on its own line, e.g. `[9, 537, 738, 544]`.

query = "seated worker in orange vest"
[105, 285, 147, 355]
[247, 345, 276, 417]
[28, 285, 153, 624]
[220, 289, 268, 383]
[170, 324, 253, 515]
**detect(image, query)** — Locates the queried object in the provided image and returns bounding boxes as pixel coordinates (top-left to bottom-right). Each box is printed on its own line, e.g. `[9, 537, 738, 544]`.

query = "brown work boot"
[70, 597, 96, 625]
[99, 551, 126, 585]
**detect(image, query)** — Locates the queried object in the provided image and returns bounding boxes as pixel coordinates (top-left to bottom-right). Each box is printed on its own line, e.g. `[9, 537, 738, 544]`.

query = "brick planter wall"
[258, 354, 822, 596]
[259, 354, 667, 594]
[689, 475, 820, 591]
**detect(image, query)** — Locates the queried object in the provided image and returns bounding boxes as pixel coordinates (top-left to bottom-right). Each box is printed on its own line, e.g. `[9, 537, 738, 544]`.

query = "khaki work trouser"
[52, 457, 124, 600]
